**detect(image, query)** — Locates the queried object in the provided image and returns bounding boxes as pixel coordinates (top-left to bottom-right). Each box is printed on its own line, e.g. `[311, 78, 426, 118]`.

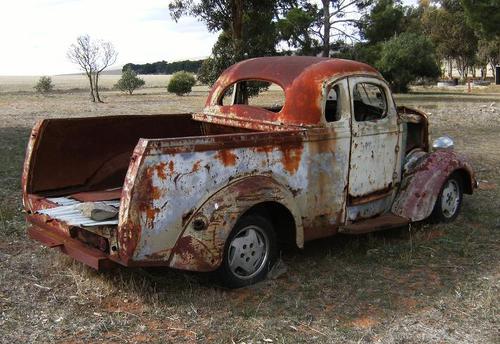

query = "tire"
[430, 174, 463, 223]
[218, 214, 277, 288]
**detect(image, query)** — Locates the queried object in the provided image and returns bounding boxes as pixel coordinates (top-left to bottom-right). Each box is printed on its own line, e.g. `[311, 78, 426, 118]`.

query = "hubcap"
[441, 179, 460, 218]
[228, 225, 269, 279]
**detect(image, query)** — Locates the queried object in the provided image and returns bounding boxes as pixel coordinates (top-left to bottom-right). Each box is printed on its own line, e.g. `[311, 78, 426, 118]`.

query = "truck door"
[347, 76, 402, 221]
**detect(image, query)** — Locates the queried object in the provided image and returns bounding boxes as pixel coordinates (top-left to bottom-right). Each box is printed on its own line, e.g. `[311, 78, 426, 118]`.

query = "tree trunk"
[94, 73, 103, 102]
[322, 0, 330, 57]
[447, 59, 453, 79]
[87, 73, 96, 102]
[231, 0, 244, 61]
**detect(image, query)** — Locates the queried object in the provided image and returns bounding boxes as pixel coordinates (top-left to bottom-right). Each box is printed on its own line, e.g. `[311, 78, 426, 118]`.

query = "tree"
[461, 0, 500, 38]
[170, 0, 281, 86]
[359, 0, 404, 43]
[478, 38, 500, 79]
[316, 0, 372, 57]
[376, 32, 440, 92]
[67, 35, 117, 102]
[114, 68, 145, 95]
[34, 76, 54, 93]
[277, 6, 318, 55]
[67, 35, 98, 102]
[167, 71, 196, 96]
[422, 4, 477, 79]
[93, 41, 118, 102]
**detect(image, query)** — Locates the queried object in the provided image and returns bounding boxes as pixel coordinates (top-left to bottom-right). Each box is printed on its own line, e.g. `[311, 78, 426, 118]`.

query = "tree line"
[122, 59, 204, 75]
[169, 0, 500, 92]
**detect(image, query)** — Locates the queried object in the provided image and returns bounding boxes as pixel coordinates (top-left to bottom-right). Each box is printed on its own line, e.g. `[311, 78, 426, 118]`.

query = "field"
[0, 76, 499, 343]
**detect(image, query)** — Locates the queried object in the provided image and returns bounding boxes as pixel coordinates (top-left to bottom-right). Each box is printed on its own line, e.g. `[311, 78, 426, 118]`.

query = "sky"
[0, 0, 418, 76]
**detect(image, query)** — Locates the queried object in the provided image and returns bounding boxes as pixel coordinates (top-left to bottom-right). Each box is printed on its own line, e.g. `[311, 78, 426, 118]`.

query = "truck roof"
[203, 56, 381, 127]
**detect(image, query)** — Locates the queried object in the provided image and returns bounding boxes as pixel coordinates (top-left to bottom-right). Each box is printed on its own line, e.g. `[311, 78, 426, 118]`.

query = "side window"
[325, 85, 341, 122]
[218, 80, 285, 113]
[353, 82, 387, 121]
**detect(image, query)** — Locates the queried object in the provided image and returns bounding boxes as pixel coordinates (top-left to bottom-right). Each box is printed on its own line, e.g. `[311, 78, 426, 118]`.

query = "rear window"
[219, 80, 285, 113]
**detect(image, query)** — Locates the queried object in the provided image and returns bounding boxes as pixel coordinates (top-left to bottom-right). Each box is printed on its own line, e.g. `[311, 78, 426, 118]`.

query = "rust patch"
[155, 162, 167, 180]
[170, 236, 215, 271]
[119, 223, 141, 261]
[281, 145, 303, 174]
[192, 160, 202, 172]
[216, 150, 238, 166]
[168, 160, 175, 174]
[151, 186, 162, 200]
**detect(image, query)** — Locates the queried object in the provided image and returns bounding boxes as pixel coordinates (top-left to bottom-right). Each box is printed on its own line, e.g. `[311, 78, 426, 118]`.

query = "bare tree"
[67, 35, 98, 102]
[67, 35, 117, 102]
[93, 41, 117, 102]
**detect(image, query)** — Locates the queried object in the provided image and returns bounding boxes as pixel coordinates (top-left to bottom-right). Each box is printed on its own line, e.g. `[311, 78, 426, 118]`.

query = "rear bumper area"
[28, 225, 116, 270]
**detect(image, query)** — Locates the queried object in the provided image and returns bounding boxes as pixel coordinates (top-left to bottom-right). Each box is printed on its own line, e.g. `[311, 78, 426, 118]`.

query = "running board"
[339, 214, 409, 234]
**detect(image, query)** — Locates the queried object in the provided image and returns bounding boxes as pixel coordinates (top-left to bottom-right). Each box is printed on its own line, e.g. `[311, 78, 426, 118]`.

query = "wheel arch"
[167, 175, 303, 272]
[392, 150, 476, 222]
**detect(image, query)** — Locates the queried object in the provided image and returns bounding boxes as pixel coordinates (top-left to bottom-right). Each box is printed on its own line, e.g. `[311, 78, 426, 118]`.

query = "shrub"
[34, 76, 54, 93]
[114, 67, 145, 95]
[167, 71, 196, 96]
[376, 32, 440, 93]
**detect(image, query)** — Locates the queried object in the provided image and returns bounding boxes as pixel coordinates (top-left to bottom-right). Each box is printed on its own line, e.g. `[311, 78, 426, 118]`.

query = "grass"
[0, 75, 179, 93]
[0, 81, 499, 343]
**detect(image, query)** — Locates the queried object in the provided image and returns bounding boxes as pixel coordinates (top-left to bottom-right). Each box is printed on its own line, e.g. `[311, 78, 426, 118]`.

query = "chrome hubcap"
[441, 179, 460, 218]
[228, 225, 269, 279]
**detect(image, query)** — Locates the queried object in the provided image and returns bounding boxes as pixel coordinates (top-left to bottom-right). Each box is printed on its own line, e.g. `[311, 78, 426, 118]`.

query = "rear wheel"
[218, 215, 277, 288]
[430, 174, 463, 223]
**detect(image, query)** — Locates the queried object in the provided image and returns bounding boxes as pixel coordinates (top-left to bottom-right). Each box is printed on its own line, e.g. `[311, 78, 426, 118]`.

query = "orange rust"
[216, 150, 238, 166]
[155, 162, 167, 180]
[254, 145, 274, 154]
[145, 207, 160, 224]
[280, 145, 303, 174]
[168, 160, 175, 174]
[192, 160, 202, 172]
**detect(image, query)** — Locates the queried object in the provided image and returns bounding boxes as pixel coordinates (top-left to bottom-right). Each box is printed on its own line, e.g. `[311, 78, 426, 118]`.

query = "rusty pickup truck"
[23, 56, 476, 287]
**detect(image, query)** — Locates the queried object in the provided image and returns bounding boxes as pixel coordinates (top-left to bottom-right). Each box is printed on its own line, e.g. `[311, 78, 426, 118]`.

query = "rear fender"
[168, 175, 303, 272]
[392, 150, 475, 221]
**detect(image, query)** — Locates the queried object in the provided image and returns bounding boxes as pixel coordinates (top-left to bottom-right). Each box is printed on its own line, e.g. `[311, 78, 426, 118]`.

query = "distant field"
[0, 74, 175, 92]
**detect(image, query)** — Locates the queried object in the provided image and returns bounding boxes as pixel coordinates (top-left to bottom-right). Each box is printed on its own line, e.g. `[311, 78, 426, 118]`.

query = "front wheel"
[218, 215, 277, 288]
[430, 174, 463, 223]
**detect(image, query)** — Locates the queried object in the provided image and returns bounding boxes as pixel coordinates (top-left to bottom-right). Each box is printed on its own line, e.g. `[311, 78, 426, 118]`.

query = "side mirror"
[432, 136, 454, 150]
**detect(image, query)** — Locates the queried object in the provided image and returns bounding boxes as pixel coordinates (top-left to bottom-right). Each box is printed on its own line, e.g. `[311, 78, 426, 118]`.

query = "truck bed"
[22, 114, 256, 206]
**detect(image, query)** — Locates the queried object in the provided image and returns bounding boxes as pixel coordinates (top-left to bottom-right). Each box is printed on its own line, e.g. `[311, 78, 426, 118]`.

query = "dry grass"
[0, 83, 499, 343]
[0, 74, 189, 93]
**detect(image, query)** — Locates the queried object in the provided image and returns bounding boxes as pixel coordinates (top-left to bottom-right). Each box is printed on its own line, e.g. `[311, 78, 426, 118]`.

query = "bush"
[114, 68, 145, 95]
[376, 32, 440, 93]
[167, 71, 196, 96]
[34, 76, 54, 93]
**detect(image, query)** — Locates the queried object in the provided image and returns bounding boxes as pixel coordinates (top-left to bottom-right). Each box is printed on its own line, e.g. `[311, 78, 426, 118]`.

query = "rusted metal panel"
[392, 150, 476, 221]
[119, 124, 350, 270]
[204, 56, 381, 129]
[347, 77, 402, 213]
[168, 176, 302, 271]
[28, 225, 115, 270]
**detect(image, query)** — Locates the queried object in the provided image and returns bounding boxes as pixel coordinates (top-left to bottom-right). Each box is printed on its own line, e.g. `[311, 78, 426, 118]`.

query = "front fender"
[392, 150, 476, 221]
[167, 175, 303, 272]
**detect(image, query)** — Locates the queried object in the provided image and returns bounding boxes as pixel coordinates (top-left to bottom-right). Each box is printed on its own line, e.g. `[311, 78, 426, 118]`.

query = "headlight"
[432, 136, 454, 150]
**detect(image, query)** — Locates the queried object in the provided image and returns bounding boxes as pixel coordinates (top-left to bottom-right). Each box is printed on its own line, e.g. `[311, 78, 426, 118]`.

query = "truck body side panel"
[119, 127, 351, 267]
